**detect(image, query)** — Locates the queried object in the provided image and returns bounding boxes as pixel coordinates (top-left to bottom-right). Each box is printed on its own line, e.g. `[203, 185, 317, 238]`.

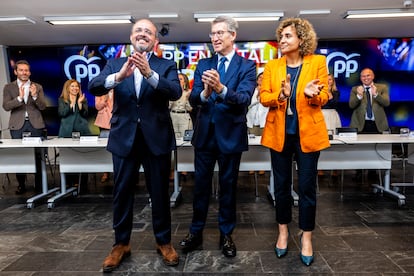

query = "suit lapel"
[297, 56, 311, 96]
[12, 81, 20, 97]
[221, 54, 240, 85]
[278, 57, 287, 85]
[126, 74, 136, 99]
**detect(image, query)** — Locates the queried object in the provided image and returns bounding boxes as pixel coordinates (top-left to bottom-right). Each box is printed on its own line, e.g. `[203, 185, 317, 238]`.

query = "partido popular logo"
[326, 52, 361, 79]
[64, 55, 101, 83]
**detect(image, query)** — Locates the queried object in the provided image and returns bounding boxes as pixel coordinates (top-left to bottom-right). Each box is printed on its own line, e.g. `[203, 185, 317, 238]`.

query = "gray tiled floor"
[1, 164, 414, 275]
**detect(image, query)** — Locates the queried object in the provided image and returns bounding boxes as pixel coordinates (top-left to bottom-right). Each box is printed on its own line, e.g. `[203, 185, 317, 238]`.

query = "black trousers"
[361, 120, 380, 134]
[189, 124, 242, 236]
[270, 134, 320, 231]
[10, 120, 44, 191]
[111, 126, 172, 246]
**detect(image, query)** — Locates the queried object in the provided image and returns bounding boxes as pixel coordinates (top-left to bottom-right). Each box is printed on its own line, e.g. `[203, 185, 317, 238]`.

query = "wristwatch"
[145, 70, 154, 79]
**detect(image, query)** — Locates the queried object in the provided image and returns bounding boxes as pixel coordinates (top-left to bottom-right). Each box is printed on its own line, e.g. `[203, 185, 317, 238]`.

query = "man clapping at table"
[2, 60, 46, 195]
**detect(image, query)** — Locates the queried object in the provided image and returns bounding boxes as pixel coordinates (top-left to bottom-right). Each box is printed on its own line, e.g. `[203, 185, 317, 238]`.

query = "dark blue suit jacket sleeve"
[88, 56, 181, 157]
[189, 54, 256, 153]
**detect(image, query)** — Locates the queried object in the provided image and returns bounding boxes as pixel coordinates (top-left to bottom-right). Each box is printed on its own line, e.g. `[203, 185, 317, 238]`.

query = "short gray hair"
[212, 16, 238, 33]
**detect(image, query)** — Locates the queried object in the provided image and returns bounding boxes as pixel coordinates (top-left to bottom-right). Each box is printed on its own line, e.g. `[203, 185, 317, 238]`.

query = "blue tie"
[366, 87, 372, 119]
[210, 57, 227, 122]
[218, 57, 227, 81]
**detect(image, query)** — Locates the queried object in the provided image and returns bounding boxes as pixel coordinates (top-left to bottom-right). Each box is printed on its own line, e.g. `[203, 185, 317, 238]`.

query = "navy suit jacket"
[88, 55, 181, 157]
[190, 54, 256, 154]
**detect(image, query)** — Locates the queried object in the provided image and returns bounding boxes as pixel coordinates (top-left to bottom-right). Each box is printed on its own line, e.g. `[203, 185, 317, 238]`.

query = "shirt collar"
[17, 79, 30, 87]
[218, 50, 235, 63]
[130, 51, 153, 61]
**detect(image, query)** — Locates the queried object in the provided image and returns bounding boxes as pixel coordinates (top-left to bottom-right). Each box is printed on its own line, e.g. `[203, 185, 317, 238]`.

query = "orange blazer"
[260, 54, 330, 153]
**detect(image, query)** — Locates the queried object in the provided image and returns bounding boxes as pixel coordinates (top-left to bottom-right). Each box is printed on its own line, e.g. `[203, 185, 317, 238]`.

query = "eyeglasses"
[208, 30, 231, 39]
[133, 27, 154, 37]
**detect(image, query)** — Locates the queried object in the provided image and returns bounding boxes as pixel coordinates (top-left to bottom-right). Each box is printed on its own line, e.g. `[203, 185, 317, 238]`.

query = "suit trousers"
[190, 124, 242, 236]
[111, 126, 172, 246]
[270, 134, 320, 231]
[361, 120, 380, 134]
[10, 120, 43, 191]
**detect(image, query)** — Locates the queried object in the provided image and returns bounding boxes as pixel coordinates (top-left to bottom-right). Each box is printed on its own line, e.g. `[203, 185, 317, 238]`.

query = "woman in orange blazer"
[260, 18, 330, 266]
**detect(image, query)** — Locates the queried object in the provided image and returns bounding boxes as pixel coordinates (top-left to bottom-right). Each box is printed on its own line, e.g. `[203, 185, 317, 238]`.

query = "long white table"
[0, 139, 60, 208]
[44, 137, 275, 208]
[318, 134, 414, 206]
[175, 136, 275, 200]
[176, 134, 414, 207]
[0, 137, 110, 208]
[41, 138, 165, 208]
[43, 138, 111, 208]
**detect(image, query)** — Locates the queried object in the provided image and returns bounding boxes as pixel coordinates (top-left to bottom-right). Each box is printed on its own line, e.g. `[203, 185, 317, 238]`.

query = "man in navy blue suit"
[88, 19, 181, 271]
[179, 16, 256, 257]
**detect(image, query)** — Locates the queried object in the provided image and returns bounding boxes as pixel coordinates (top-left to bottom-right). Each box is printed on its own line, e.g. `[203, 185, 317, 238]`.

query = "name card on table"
[338, 132, 357, 138]
[22, 137, 42, 144]
[79, 136, 99, 143]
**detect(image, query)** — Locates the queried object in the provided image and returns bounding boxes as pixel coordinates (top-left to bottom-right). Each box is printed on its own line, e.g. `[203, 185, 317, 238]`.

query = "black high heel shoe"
[274, 229, 289, 258]
[299, 233, 314, 266]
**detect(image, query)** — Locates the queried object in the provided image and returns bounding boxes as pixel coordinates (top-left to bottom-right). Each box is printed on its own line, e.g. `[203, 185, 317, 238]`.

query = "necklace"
[286, 64, 302, 116]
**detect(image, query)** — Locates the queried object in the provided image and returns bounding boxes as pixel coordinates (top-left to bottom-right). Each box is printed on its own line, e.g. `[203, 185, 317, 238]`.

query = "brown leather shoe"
[102, 244, 131, 272]
[156, 243, 179, 266]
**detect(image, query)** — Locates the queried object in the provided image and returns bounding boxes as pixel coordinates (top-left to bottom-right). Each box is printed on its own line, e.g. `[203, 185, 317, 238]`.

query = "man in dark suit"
[88, 19, 181, 272]
[2, 60, 46, 194]
[349, 67, 390, 134]
[179, 16, 256, 257]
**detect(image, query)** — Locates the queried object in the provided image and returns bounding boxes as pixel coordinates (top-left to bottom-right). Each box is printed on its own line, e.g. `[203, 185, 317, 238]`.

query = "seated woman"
[321, 73, 342, 133]
[58, 79, 91, 138]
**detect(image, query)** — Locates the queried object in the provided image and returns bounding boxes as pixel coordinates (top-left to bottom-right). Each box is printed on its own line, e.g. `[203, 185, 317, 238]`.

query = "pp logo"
[326, 52, 360, 78]
[64, 55, 101, 83]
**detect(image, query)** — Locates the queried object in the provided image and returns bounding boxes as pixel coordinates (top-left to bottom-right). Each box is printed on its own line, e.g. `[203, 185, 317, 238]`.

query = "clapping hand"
[29, 83, 38, 98]
[280, 73, 292, 98]
[304, 79, 323, 98]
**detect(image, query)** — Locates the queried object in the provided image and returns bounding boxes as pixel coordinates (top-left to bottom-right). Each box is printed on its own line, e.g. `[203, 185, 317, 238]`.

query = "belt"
[25, 117, 29, 120]
[171, 110, 187, 114]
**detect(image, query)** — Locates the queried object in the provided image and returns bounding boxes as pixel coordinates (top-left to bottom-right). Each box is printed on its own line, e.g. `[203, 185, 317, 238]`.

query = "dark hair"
[257, 72, 263, 81]
[14, 60, 30, 70]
